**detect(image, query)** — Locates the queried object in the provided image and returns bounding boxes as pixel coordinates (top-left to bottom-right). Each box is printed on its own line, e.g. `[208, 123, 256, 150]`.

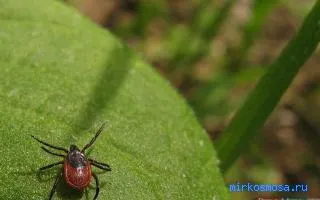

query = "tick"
[31, 123, 111, 200]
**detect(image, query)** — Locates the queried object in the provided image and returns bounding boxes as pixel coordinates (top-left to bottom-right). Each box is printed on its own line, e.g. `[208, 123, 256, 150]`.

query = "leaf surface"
[0, 0, 229, 199]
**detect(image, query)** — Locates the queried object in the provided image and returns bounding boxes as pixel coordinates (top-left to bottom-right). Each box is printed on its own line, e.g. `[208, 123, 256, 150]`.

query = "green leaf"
[216, 0, 320, 173]
[0, 0, 229, 199]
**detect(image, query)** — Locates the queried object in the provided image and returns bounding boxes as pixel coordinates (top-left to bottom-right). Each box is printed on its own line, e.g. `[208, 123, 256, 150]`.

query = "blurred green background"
[64, 0, 320, 199]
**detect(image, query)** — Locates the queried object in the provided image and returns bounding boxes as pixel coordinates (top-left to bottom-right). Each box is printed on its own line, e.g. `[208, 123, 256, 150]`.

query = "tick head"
[69, 144, 80, 152]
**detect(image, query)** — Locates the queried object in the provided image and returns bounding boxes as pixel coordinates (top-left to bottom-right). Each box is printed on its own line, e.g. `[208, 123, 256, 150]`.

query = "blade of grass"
[195, 0, 236, 40]
[187, 0, 277, 113]
[225, 0, 280, 72]
[133, 0, 168, 36]
[238, 0, 280, 64]
[241, 0, 280, 53]
[167, 0, 237, 72]
[190, 0, 237, 40]
[215, 0, 320, 173]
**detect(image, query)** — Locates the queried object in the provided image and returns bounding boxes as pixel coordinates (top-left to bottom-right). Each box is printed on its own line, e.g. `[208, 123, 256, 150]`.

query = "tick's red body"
[31, 122, 111, 200]
[63, 147, 92, 190]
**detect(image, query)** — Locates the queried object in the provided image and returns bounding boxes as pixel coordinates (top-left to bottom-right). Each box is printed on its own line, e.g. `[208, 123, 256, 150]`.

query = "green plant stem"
[216, 0, 320, 173]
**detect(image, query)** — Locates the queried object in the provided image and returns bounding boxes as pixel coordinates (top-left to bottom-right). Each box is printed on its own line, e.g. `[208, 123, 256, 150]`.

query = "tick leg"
[91, 162, 112, 171]
[40, 161, 63, 171]
[89, 159, 111, 171]
[31, 135, 68, 153]
[89, 159, 111, 167]
[49, 170, 62, 200]
[41, 147, 65, 158]
[82, 122, 107, 153]
[92, 173, 100, 200]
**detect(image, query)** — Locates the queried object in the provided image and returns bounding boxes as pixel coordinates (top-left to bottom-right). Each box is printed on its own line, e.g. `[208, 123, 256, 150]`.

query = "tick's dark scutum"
[67, 149, 89, 168]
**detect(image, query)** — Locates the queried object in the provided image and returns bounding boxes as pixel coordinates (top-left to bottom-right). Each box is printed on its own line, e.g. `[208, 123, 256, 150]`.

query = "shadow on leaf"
[71, 45, 132, 136]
